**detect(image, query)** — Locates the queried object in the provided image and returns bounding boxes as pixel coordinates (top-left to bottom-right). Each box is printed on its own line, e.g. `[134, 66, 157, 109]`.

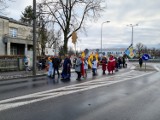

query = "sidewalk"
[132, 63, 157, 71]
[0, 69, 75, 80]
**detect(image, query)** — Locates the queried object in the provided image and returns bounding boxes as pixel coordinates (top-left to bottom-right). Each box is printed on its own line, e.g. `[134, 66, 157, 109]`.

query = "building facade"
[88, 48, 126, 57]
[0, 15, 34, 56]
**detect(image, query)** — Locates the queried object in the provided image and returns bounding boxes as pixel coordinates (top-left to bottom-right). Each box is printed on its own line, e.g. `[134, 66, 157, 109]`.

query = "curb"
[0, 69, 76, 81]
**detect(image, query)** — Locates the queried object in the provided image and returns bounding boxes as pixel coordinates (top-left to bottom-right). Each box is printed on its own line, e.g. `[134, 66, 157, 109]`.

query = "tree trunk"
[63, 32, 69, 54]
[63, 39, 68, 54]
[41, 46, 45, 56]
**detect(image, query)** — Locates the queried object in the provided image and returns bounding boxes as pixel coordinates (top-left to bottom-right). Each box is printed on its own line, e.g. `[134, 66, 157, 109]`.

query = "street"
[0, 63, 160, 120]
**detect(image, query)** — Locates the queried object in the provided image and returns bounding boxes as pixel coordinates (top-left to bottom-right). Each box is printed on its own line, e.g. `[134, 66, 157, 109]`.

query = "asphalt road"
[0, 65, 131, 101]
[0, 63, 160, 120]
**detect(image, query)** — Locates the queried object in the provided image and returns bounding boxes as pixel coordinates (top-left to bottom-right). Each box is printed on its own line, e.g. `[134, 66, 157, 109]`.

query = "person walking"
[92, 56, 97, 76]
[75, 55, 82, 80]
[107, 54, 116, 74]
[122, 56, 126, 68]
[125, 57, 129, 68]
[101, 56, 107, 75]
[61, 54, 72, 80]
[52, 55, 60, 80]
[114, 57, 119, 72]
[24, 55, 31, 71]
[118, 57, 122, 69]
[139, 57, 143, 68]
[47, 57, 53, 77]
[84, 57, 88, 78]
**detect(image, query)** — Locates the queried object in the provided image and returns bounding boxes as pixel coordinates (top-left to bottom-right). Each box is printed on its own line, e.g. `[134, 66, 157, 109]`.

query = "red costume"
[107, 55, 116, 74]
[81, 58, 85, 77]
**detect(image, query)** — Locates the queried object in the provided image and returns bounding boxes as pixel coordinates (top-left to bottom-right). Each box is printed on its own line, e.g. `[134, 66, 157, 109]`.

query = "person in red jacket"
[81, 57, 85, 78]
[107, 55, 116, 74]
[101, 56, 107, 74]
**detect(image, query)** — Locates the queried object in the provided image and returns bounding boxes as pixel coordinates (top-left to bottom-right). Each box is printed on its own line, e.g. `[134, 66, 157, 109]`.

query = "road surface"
[0, 63, 160, 120]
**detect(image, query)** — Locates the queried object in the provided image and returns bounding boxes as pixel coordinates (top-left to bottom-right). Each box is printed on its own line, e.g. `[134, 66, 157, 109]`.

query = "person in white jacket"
[84, 57, 88, 78]
[92, 56, 97, 76]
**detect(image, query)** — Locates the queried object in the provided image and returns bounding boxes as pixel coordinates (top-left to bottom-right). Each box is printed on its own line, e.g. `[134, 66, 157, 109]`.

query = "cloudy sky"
[4, 0, 160, 50]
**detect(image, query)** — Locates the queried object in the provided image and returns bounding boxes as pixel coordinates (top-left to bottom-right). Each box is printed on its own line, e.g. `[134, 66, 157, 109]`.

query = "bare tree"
[46, 25, 62, 48]
[37, 3, 63, 55]
[20, 4, 62, 56]
[39, 0, 106, 54]
[136, 43, 145, 57]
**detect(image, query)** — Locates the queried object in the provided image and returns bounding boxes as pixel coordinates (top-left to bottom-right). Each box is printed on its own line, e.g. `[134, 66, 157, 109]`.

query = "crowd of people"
[42, 54, 128, 81]
[23, 52, 146, 82]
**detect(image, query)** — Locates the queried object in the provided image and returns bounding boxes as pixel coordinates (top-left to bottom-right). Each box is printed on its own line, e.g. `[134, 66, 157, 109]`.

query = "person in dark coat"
[61, 54, 72, 80]
[52, 55, 60, 79]
[41, 57, 46, 70]
[139, 57, 143, 68]
[122, 56, 126, 68]
[114, 57, 119, 72]
[118, 57, 122, 69]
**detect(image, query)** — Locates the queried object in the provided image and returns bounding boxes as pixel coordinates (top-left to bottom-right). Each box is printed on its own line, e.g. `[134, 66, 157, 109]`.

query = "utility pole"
[33, 0, 37, 76]
[101, 21, 110, 54]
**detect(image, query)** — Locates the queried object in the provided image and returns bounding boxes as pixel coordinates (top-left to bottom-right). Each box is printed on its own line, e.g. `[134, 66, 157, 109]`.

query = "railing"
[129, 59, 160, 62]
[0, 56, 43, 71]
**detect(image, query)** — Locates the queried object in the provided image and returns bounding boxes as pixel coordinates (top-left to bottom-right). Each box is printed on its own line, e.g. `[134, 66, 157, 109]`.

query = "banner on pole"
[124, 44, 136, 58]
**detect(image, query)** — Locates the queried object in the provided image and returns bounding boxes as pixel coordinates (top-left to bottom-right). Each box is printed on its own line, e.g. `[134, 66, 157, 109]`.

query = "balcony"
[3, 34, 33, 45]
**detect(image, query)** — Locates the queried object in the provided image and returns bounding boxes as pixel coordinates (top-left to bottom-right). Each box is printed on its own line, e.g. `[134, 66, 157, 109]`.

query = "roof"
[0, 15, 32, 27]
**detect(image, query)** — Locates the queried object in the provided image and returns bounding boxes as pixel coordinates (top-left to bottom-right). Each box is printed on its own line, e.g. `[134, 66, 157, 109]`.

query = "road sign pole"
[145, 61, 146, 72]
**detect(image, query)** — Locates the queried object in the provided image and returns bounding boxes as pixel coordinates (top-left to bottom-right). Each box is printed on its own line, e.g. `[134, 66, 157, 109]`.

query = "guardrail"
[129, 59, 160, 62]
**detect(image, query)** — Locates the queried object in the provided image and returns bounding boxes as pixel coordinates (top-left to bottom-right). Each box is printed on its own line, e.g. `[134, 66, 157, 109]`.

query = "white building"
[88, 48, 126, 57]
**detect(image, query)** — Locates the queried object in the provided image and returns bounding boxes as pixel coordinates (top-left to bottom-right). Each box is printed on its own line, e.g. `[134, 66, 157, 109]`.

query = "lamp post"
[33, 0, 37, 76]
[101, 21, 110, 54]
[127, 24, 138, 46]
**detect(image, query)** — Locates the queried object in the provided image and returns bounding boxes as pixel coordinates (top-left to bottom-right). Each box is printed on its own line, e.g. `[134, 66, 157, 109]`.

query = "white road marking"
[154, 65, 160, 71]
[0, 71, 154, 112]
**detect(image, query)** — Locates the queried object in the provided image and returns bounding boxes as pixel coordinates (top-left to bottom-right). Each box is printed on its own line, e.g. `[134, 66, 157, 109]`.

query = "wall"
[0, 18, 9, 55]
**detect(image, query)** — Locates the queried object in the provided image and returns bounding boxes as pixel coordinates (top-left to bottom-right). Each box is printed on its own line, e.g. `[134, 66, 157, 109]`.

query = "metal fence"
[129, 59, 160, 62]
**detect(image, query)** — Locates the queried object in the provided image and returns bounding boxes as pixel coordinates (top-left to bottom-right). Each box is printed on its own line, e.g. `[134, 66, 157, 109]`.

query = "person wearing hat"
[75, 54, 82, 80]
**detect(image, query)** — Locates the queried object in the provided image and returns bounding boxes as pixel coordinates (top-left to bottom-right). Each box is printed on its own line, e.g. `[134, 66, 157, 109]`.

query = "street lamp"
[127, 24, 138, 46]
[101, 21, 110, 54]
[33, 0, 37, 76]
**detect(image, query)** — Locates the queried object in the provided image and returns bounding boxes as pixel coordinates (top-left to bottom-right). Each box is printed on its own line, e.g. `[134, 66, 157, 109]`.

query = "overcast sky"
[4, 0, 160, 50]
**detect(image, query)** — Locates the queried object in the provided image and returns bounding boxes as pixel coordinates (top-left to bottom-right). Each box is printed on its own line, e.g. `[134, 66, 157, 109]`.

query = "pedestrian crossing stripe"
[0, 70, 154, 112]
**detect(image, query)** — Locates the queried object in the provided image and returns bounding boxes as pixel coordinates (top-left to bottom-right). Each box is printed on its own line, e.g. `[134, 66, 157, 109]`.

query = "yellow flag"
[95, 52, 99, 61]
[88, 53, 93, 68]
[81, 51, 85, 58]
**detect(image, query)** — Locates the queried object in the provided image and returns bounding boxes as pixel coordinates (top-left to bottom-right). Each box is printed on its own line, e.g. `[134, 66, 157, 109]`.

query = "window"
[9, 27, 18, 37]
[11, 46, 17, 55]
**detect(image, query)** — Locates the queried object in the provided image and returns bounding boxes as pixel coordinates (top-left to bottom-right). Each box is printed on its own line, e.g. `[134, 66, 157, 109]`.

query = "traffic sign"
[142, 54, 150, 61]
